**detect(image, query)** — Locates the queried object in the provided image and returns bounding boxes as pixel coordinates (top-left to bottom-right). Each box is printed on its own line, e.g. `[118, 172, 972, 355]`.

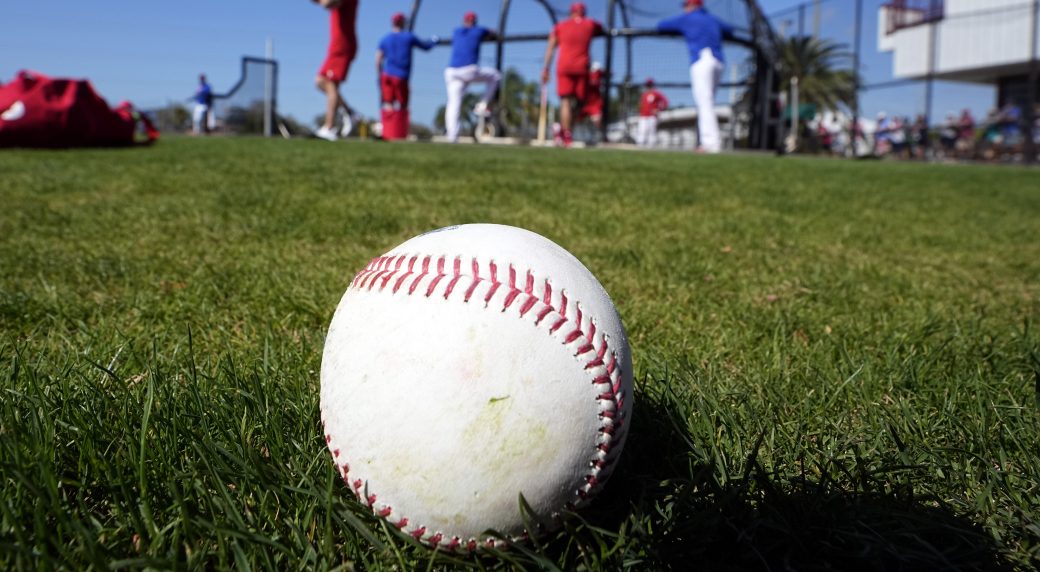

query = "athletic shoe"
[315, 126, 338, 141]
[341, 112, 358, 137]
[562, 129, 573, 148]
[473, 101, 490, 117]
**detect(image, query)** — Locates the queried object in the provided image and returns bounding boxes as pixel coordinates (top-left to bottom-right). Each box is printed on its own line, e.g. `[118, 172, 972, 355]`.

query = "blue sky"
[2, 0, 993, 130]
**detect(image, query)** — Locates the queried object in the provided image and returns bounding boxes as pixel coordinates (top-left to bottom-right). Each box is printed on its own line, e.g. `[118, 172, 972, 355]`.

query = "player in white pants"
[691, 47, 724, 152]
[444, 11, 501, 143]
[658, 0, 733, 153]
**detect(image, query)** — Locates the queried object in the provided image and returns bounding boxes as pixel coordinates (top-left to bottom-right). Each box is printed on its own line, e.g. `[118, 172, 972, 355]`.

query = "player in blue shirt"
[376, 12, 438, 113]
[443, 11, 501, 143]
[191, 74, 213, 135]
[658, 0, 735, 153]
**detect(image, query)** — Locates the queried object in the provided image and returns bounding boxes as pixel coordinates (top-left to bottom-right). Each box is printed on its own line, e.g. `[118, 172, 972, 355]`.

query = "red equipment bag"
[380, 108, 410, 141]
[0, 70, 158, 148]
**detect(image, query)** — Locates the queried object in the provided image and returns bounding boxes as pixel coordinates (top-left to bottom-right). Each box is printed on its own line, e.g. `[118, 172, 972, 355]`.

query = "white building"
[607, 105, 740, 150]
[878, 0, 1039, 106]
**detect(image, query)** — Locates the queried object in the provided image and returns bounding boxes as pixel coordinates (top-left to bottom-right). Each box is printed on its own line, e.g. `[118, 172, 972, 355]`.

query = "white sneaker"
[473, 101, 490, 117]
[315, 126, 337, 141]
[341, 112, 358, 137]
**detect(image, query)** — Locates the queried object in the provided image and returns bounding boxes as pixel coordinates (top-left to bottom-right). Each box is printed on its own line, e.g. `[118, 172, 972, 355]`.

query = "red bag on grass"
[0, 70, 158, 148]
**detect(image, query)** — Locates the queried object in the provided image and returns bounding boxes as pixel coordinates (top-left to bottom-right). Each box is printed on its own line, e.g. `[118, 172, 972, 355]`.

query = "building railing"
[884, 0, 945, 34]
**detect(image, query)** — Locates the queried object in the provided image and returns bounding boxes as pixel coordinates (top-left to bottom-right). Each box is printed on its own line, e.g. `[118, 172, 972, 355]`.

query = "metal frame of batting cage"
[411, 0, 782, 150]
[211, 56, 279, 137]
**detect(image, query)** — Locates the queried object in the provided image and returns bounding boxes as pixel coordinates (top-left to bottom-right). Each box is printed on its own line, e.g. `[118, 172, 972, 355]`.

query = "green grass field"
[1, 137, 1038, 570]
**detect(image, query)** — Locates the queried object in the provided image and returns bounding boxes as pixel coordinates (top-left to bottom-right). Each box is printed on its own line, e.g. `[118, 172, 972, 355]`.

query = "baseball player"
[444, 11, 501, 143]
[579, 62, 605, 135]
[658, 0, 734, 153]
[191, 74, 213, 136]
[376, 12, 438, 139]
[636, 78, 669, 148]
[313, 0, 361, 142]
[541, 2, 604, 147]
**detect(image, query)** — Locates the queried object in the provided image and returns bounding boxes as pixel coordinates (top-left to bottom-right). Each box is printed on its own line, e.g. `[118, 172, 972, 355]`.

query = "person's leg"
[192, 104, 204, 135]
[475, 67, 501, 105]
[444, 67, 466, 142]
[560, 97, 574, 134]
[648, 117, 658, 148]
[692, 51, 722, 153]
[636, 117, 647, 146]
[316, 76, 339, 130]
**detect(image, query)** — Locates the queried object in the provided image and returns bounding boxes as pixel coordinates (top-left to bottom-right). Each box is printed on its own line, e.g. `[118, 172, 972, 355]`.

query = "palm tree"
[778, 36, 858, 112]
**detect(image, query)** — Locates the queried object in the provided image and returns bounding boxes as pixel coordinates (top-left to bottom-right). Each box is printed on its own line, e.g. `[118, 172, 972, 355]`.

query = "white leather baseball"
[320, 224, 633, 552]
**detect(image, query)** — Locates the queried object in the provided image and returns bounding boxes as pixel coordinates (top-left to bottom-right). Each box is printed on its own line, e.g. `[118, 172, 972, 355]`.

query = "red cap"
[645, 77, 655, 87]
[463, 11, 477, 24]
[570, 2, 587, 16]
[391, 12, 406, 27]
[684, 0, 705, 7]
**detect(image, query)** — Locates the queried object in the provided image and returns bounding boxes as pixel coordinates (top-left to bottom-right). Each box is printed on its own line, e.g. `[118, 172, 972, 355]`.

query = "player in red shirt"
[579, 62, 605, 135]
[541, 2, 604, 147]
[636, 78, 669, 147]
[314, 0, 360, 141]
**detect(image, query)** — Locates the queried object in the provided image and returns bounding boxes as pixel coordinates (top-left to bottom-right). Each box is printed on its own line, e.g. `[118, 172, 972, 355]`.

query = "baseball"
[320, 224, 633, 552]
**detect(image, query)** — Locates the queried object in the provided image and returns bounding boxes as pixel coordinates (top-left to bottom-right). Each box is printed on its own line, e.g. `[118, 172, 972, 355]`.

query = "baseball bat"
[537, 83, 548, 144]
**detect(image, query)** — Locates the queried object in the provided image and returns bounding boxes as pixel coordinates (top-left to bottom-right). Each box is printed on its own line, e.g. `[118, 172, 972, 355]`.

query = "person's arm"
[413, 33, 439, 51]
[719, 19, 737, 40]
[375, 49, 385, 79]
[541, 29, 558, 84]
[657, 14, 683, 34]
[484, 27, 499, 42]
[659, 93, 669, 111]
[593, 21, 606, 36]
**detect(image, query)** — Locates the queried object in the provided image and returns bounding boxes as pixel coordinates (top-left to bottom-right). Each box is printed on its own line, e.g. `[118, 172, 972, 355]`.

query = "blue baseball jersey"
[194, 82, 212, 106]
[379, 31, 436, 80]
[657, 9, 734, 63]
[449, 26, 491, 68]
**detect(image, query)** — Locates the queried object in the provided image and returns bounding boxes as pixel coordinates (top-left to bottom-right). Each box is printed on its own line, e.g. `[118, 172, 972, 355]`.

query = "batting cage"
[408, 0, 781, 149]
[212, 56, 280, 137]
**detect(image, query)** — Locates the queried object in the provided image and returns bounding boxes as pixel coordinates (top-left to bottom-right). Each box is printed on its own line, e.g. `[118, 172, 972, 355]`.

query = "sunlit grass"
[1, 138, 1038, 569]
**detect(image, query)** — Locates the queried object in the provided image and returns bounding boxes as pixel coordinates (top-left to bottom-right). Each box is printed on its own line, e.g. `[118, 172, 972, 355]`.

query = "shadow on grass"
[570, 378, 1015, 572]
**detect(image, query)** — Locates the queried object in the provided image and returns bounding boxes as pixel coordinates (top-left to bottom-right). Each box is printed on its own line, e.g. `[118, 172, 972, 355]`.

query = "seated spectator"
[910, 114, 928, 160]
[939, 113, 957, 157]
[956, 108, 975, 158]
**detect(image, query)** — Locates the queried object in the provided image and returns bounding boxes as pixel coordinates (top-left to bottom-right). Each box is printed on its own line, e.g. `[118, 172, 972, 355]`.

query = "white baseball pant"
[636, 116, 658, 147]
[444, 64, 502, 142]
[691, 47, 724, 153]
[192, 104, 211, 134]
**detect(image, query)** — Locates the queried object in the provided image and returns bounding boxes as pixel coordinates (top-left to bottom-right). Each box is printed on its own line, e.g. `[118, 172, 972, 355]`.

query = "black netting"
[212, 58, 278, 135]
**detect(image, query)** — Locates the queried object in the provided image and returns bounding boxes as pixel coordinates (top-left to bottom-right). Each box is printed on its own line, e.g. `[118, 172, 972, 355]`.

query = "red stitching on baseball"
[503, 288, 520, 310]
[550, 317, 568, 333]
[484, 282, 502, 304]
[524, 270, 534, 295]
[519, 295, 537, 317]
[543, 281, 552, 305]
[411, 527, 427, 540]
[535, 306, 553, 325]
[378, 506, 393, 517]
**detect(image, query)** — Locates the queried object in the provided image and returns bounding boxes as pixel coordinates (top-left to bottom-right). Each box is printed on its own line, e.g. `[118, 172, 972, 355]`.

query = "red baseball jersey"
[328, 0, 359, 54]
[552, 18, 604, 75]
[639, 89, 669, 117]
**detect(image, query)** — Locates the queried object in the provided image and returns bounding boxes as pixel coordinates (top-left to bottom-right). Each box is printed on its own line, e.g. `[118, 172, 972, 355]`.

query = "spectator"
[889, 116, 907, 158]
[939, 113, 958, 158]
[910, 114, 928, 160]
[956, 108, 975, 158]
